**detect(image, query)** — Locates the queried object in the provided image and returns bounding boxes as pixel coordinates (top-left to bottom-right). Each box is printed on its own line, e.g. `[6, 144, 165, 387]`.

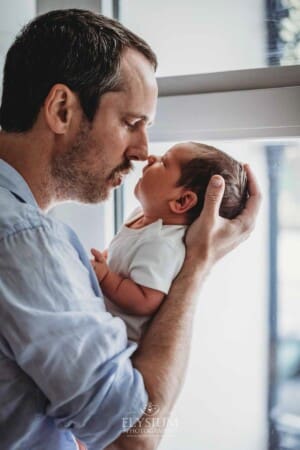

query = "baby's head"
[176, 142, 248, 223]
[135, 141, 248, 224]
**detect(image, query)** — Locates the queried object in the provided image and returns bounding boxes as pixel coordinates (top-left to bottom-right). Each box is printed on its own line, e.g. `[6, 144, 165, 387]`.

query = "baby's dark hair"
[176, 142, 248, 223]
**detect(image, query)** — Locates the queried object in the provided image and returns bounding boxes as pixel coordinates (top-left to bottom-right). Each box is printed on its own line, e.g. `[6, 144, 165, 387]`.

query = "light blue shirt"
[0, 160, 148, 450]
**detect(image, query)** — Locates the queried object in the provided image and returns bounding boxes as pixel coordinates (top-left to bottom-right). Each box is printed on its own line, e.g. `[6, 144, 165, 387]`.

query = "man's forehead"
[119, 49, 158, 94]
[120, 47, 156, 77]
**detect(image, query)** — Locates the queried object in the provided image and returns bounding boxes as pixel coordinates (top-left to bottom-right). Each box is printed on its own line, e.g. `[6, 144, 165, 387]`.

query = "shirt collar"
[0, 159, 39, 209]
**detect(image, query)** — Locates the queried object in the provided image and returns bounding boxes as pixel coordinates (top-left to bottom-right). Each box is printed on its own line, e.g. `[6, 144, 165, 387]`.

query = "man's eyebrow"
[126, 113, 154, 127]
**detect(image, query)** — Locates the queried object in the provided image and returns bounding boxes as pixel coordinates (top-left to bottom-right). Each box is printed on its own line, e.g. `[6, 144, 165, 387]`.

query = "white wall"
[51, 202, 110, 254]
[37, 0, 102, 15]
[121, 0, 266, 76]
[0, 0, 36, 98]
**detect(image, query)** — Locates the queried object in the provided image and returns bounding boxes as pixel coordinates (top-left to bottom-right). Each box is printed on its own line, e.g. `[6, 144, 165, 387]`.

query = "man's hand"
[90, 248, 109, 282]
[185, 163, 261, 267]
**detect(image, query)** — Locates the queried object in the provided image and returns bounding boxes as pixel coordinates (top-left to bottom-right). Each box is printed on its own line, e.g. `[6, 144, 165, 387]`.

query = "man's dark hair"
[0, 9, 157, 132]
[177, 142, 248, 223]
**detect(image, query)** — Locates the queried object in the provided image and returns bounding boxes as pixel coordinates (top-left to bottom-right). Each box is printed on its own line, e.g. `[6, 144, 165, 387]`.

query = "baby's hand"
[90, 248, 109, 282]
[102, 249, 108, 260]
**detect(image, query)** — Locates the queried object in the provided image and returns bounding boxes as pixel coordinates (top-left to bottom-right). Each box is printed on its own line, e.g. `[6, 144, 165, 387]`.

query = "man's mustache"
[108, 160, 133, 180]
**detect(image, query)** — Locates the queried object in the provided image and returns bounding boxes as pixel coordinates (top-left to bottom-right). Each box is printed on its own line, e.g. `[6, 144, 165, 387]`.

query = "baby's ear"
[169, 190, 198, 214]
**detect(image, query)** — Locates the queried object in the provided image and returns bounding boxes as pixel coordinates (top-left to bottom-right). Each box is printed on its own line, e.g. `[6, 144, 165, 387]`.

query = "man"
[0, 9, 261, 450]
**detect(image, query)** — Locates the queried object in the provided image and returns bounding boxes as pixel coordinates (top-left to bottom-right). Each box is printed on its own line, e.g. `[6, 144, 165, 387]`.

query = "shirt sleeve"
[0, 224, 148, 449]
[129, 236, 185, 294]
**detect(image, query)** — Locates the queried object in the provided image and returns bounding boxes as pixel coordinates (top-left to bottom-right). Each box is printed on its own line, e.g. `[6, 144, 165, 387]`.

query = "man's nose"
[126, 128, 149, 161]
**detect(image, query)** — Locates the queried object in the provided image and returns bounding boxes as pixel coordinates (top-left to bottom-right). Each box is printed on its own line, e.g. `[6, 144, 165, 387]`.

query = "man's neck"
[0, 131, 55, 211]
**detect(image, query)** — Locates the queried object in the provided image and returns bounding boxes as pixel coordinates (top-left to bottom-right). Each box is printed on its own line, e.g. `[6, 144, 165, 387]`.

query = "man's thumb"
[203, 175, 225, 217]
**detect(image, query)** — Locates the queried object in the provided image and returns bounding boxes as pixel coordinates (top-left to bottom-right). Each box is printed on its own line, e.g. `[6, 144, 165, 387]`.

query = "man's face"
[135, 143, 198, 214]
[51, 48, 158, 203]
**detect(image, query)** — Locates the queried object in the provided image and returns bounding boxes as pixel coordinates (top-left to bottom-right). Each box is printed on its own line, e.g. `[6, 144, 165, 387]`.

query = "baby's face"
[134, 142, 197, 209]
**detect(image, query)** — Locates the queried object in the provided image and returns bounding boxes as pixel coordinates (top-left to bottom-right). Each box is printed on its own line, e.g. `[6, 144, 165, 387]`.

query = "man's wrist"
[183, 250, 213, 276]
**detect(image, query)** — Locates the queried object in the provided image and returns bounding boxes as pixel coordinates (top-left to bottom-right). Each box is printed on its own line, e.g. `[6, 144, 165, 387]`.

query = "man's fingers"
[237, 164, 262, 229]
[244, 163, 262, 211]
[202, 175, 225, 218]
[228, 164, 261, 239]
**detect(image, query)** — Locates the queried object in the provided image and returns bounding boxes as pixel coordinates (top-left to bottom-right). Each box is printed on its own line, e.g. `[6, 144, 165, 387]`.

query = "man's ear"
[169, 190, 198, 215]
[43, 84, 78, 134]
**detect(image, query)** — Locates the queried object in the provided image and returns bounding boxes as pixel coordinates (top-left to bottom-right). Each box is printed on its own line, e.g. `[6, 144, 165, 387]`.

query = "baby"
[91, 142, 248, 341]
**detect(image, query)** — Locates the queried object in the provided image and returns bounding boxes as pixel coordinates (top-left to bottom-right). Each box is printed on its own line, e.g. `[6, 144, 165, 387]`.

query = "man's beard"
[51, 119, 132, 204]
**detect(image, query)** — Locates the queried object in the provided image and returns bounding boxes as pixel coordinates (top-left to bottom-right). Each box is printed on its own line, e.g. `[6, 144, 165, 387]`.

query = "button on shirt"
[0, 160, 148, 450]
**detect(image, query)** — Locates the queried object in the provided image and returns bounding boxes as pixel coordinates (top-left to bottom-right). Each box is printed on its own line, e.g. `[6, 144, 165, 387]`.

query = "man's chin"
[76, 174, 127, 204]
[74, 186, 111, 204]
[80, 183, 120, 205]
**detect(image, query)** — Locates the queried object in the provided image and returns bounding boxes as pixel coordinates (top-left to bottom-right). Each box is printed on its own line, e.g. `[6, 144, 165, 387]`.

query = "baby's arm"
[91, 248, 165, 316]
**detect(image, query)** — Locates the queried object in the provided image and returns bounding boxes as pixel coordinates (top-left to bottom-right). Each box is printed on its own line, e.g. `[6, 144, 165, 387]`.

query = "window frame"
[149, 65, 300, 143]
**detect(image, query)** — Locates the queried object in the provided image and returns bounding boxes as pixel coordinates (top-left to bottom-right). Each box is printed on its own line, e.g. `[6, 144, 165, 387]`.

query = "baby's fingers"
[91, 248, 105, 262]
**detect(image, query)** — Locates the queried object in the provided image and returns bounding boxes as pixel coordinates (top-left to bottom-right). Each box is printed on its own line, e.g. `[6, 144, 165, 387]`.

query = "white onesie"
[104, 209, 187, 341]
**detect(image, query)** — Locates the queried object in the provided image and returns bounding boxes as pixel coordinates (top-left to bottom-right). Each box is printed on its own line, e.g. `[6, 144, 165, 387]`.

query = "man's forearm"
[133, 257, 210, 407]
[106, 257, 211, 450]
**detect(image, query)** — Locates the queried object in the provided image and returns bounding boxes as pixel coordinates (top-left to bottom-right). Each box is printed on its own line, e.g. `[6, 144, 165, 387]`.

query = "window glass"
[279, 144, 300, 338]
[123, 139, 267, 449]
[120, 0, 300, 76]
[275, 143, 300, 448]
[121, 139, 300, 450]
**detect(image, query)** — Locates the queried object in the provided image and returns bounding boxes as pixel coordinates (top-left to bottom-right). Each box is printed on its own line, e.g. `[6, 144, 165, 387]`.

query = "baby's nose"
[143, 155, 156, 174]
[147, 155, 157, 165]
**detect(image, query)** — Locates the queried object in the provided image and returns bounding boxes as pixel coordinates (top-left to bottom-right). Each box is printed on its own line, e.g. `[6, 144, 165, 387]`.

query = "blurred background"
[0, 1, 299, 449]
